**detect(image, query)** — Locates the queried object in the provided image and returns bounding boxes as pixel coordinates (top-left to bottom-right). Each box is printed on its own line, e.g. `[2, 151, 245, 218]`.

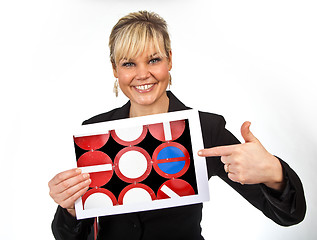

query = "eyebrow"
[120, 52, 162, 63]
[149, 53, 159, 58]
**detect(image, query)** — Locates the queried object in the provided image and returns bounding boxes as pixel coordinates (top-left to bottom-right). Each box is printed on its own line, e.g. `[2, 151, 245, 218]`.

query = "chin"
[134, 96, 158, 106]
[127, 86, 168, 107]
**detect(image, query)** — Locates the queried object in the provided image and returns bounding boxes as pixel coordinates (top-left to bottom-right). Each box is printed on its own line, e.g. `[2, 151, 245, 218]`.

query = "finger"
[220, 155, 230, 164]
[198, 145, 237, 157]
[54, 176, 91, 205]
[225, 163, 237, 174]
[59, 183, 91, 210]
[54, 173, 90, 195]
[59, 177, 91, 202]
[241, 121, 257, 143]
[224, 164, 229, 173]
[227, 172, 239, 183]
[49, 168, 82, 186]
[227, 163, 238, 174]
[228, 172, 245, 185]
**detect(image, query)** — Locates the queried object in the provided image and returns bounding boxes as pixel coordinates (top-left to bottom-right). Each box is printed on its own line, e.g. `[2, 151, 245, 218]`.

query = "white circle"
[115, 126, 143, 142]
[119, 150, 148, 178]
[84, 193, 113, 210]
[123, 188, 153, 205]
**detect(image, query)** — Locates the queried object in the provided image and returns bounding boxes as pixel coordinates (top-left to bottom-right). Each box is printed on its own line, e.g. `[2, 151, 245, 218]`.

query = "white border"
[74, 109, 209, 219]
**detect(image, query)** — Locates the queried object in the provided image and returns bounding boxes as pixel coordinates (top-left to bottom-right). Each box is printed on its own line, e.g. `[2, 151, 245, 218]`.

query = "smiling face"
[109, 11, 173, 117]
[113, 44, 172, 116]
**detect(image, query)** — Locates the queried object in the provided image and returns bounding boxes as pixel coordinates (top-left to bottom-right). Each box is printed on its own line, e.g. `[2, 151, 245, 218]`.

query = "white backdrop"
[0, 0, 316, 239]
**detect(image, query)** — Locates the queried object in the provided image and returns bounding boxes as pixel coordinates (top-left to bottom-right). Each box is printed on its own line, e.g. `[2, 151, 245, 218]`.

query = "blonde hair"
[109, 11, 171, 66]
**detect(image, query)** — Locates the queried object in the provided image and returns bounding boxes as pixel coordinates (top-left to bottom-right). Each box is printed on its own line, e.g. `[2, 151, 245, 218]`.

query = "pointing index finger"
[198, 145, 237, 157]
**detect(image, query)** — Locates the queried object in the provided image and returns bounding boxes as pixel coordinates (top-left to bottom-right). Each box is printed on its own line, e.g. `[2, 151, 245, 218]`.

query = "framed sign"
[73, 109, 209, 219]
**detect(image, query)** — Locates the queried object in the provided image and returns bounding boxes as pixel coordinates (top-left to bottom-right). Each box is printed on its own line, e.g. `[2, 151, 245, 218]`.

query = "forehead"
[121, 46, 163, 61]
[114, 36, 166, 64]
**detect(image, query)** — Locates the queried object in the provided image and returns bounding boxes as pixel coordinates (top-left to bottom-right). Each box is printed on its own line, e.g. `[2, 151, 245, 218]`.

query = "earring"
[168, 72, 172, 88]
[113, 79, 118, 97]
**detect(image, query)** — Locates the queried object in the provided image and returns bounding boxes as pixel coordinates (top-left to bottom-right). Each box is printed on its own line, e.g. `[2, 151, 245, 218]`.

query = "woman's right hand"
[48, 168, 91, 217]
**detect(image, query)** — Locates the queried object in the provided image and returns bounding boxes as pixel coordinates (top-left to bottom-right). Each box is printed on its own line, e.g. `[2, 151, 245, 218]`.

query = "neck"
[129, 93, 169, 118]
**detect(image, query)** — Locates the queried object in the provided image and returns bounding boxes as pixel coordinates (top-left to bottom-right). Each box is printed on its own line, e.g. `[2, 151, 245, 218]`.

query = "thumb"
[241, 121, 257, 143]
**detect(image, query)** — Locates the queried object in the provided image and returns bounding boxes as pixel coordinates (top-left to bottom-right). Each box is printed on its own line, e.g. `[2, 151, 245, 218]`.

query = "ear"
[112, 62, 118, 78]
[168, 50, 172, 71]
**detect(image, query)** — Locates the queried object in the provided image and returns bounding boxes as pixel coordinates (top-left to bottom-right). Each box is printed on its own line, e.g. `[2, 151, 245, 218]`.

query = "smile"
[134, 84, 154, 91]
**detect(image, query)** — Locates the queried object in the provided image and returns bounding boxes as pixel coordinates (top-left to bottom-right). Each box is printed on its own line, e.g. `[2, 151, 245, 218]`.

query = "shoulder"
[83, 108, 119, 125]
[198, 110, 236, 148]
[82, 102, 130, 125]
[198, 110, 226, 129]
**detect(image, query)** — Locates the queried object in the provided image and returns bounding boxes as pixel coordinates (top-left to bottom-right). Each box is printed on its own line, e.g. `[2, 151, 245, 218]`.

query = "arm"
[215, 155, 306, 226]
[49, 168, 94, 239]
[198, 112, 306, 225]
[200, 121, 285, 189]
[52, 206, 94, 240]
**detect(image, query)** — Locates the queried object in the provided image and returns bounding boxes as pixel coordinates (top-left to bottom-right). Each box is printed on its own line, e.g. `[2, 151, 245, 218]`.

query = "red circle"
[157, 179, 195, 199]
[152, 142, 190, 179]
[74, 133, 109, 150]
[77, 151, 113, 187]
[82, 188, 117, 209]
[118, 183, 156, 205]
[114, 146, 152, 183]
[148, 120, 185, 142]
[111, 126, 147, 146]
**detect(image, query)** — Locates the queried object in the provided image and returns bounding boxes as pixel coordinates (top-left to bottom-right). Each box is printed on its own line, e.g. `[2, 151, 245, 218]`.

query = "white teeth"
[135, 84, 154, 90]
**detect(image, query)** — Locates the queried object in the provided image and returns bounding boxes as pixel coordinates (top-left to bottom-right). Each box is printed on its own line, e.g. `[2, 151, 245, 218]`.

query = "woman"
[49, 11, 306, 240]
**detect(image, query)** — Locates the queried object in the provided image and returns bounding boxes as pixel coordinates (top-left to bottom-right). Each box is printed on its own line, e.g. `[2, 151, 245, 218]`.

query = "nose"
[135, 64, 150, 80]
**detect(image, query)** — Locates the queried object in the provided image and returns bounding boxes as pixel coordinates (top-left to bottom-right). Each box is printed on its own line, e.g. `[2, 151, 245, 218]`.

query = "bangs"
[113, 24, 167, 64]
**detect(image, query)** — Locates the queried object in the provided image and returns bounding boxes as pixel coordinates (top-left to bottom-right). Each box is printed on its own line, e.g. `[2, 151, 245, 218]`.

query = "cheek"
[117, 71, 134, 84]
[153, 66, 170, 80]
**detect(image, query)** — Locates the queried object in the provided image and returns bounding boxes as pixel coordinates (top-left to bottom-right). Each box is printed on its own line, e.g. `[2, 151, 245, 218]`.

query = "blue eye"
[149, 58, 162, 64]
[122, 62, 135, 67]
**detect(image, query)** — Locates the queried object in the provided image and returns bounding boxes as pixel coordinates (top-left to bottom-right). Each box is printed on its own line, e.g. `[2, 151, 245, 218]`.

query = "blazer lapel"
[112, 101, 130, 120]
[167, 91, 191, 112]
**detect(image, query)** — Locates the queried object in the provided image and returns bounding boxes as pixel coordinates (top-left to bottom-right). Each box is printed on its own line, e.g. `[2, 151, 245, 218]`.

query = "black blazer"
[52, 91, 306, 240]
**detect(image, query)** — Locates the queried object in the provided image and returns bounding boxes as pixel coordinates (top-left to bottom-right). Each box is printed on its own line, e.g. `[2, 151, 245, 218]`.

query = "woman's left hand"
[198, 121, 285, 191]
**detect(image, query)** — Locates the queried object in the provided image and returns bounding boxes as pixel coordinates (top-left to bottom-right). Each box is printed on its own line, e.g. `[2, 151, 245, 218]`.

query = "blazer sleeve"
[51, 107, 124, 240]
[51, 206, 94, 240]
[199, 111, 306, 226]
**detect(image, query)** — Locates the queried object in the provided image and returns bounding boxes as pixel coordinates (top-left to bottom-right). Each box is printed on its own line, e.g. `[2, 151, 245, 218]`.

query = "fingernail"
[76, 168, 82, 173]
[198, 151, 202, 156]
[83, 173, 90, 179]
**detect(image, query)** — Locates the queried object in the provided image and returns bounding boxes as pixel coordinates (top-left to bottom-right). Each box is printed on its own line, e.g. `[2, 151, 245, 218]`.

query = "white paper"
[73, 109, 209, 220]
